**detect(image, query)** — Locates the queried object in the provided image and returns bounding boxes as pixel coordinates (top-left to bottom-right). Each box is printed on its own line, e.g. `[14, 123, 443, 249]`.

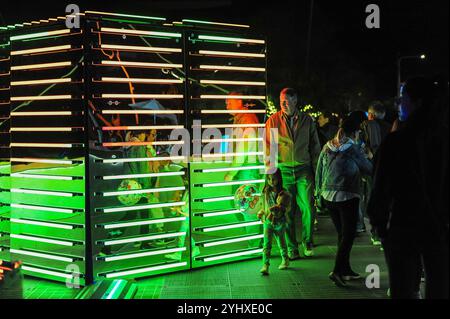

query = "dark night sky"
[1, 0, 448, 112]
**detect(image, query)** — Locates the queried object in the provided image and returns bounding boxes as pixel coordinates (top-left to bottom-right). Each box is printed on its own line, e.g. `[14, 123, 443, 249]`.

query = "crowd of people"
[258, 78, 448, 299]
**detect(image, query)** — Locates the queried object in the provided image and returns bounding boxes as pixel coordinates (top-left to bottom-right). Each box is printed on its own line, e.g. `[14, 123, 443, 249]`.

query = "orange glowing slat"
[199, 80, 265, 86]
[10, 127, 81, 132]
[100, 77, 183, 84]
[100, 94, 183, 99]
[101, 110, 183, 115]
[102, 141, 184, 147]
[11, 111, 73, 116]
[100, 44, 181, 53]
[11, 95, 72, 101]
[199, 65, 265, 72]
[102, 125, 183, 131]
[198, 50, 265, 58]
[200, 95, 266, 100]
[101, 60, 182, 69]
[11, 45, 72, 56]
[11, 61, 71, 71]
[11, 78, 72, 86]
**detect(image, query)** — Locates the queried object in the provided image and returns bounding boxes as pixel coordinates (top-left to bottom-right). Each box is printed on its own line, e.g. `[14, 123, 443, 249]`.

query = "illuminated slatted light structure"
[0, 11, 267, 284]
[0, 31, 11, 262]
[188, 26, 267, 268]
[6, 17, 87, 285]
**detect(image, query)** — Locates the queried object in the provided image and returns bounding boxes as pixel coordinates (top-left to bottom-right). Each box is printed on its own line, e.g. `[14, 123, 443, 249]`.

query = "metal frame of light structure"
[11, 45, 72, 56]
[198, 179, 265, 188]
[11, 79, 72, 86]
[99, 156, 185, 164]
[100, 77, 183, 85]
[10, 29, 71, 41]
[100, 27, 181, 38]
[100, 201, 185, 214]
[10, 218, 76, 230]
[100, 186, 185, 197]
[11, 203, 77, 214]
[101, 60, 182, 69]
[199, 65, 265, 72]
[198, 50, 264, 58]
[11, 61, 71, 71]
[10, 234, 76, 246]
[21, 265, 75, 279]
[198, 221, 262, 233]
[200, 234, 264, 247]
[100, 94, 183, 99]
[11, 188, 80, 197]
[198, 165, 265, 174]
[10, 249, 76, 262]
[197, 209, 244, 218]
[10, 95, 72, 101]
[102, 232, 186, 246]
[101, 247, 186, 262]
[201, 249, 263, 262]
[98, 171, 185, 181]
[201, 110, 266, 114]
[101, 110, 184, 115]
[197, 35, 264, 44]
[10, 158, 80, 165]
[100, 44, 181, 53]
[104, 262, 187, 279]
[100, 217, 186, 230]
[11, 173, 80, 181]
[11, 111, 73, 116]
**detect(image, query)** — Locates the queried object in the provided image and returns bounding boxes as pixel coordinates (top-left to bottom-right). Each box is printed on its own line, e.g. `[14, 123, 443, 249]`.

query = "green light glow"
[11, 234, 76, 246]
[11, 203, 77, 214]
[200, 221, 262, 233]
[22, 265, 75, 279]
[10, 218, 75, 230]
[11, 188, 80, 197]
[102, 217, 186, 230]
[101, 186, 185, 197]
[10, 29, 70, 41]
[102, 247, 186, 262]
[202, 249, 263, 262]
[104, 280, 127, 299]
[103, 232, 186, 246]
[199, 165, 264, 173]
[200, 196, 235, 203]
[105, 262, 187, 278]
[86, 11, 166, 21]
[11, 173, 78, 181]
[11, 249, 75, 262]
[100, 171, 184, 180]
[199, 179, 265, 188]
[199, 209, 244, 218]
[101, 201, 185, 213]
[202, 234, 264, 247]
[198, 35, 265, 44]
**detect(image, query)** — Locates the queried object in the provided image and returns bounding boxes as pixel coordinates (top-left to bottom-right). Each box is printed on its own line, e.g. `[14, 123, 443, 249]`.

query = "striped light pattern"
[200, 94, 265, 100]
[10, 249, 75, 262]
[10, 127, 78, 132]
[100, 156, 185, 164]
[10, 95, 72, 101]
[198, 35, 265, 44]
[199, 209, 244, 218]
[199, 165, 264, 173]
[11, 79, 72, 86]
[10, 143, 81, 148]
[11, 45, 71, 56]
[99, 171, 185, 180]
[10, 218, 75, 230]
[198, 50, 264, 58]
[103, 232, 185, 246]
[201, 138, 262, 143]
[86, 11, 166, 21]
[101, 186, 185, 197]
[101, 94, 183, 99]
[182, 19, 249, 28]
[11, 203, 76, 214]
[101, 217, 186, 230]
[100, 27, 180, 38]
[10, 158, 79, 165]
[202, 249, 263, 262]
[11, 188, 79, 197]
[198, 179, 265, 188]
[102, 125, 183, 131]
[11, 234, 75, 246]
[11, 61, 71, 71]
[202, 234, 264, 247]
[10, 173, 77, 181]
[101, 201, 185, 213]
[199, 124, 264, 128]
[101, 141, 184, 147]
[199, 65, 265, 72]
[101, 110, 183, 115]
[101, 77, 183, 84]
[102, 247, 186, 262]
[101, 60, 182, 69]
[202, 152, 263, 159]
[21, 265, 75, 279]
[100, 44, 181, 53]
[200, 221, 262, 233]
[201, 110, 266, 114]
[200, 196, 234, 203]
[10, 29, 71, 41]
[104, 262, 187, 278]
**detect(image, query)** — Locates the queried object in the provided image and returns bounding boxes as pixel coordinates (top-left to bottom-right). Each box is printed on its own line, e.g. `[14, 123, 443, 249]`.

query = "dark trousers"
[324, 197, 359, 274]
[383, 235, 449, 299]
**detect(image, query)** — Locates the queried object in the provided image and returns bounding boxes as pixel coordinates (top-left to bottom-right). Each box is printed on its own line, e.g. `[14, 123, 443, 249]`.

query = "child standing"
[257, 169, 292, 275]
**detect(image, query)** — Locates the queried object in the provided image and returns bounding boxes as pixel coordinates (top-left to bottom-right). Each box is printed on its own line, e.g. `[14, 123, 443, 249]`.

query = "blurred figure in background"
[317, 111, 339, 148]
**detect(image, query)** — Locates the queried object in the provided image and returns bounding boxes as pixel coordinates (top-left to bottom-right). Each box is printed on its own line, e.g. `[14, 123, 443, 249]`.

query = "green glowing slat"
[86, 11, 166, 21]
[22, 265, 75, 279]
[104, 280, 127, 299]
[202, 249, 262, 262]
[10, 29, 70, 41]
[104, 262, 187, 278]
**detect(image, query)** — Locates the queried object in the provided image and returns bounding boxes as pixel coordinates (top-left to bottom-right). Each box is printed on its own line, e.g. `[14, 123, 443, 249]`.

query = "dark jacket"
[367, 109, 449, 243]
[362, 119, 392, 155]
[265, 110, 321, 173]
[318, 123, 339, 147]
[315, 139, 373, 198]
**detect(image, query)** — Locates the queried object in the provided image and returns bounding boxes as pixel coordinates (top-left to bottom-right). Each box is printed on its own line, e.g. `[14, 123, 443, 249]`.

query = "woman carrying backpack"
[315, 118, 373, 287]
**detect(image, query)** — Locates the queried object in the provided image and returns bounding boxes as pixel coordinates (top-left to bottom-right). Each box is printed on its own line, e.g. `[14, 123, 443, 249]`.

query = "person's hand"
[366, 149, 374, 160]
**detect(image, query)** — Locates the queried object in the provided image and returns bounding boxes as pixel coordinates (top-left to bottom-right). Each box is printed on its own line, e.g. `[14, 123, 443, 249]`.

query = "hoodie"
[315, 138, 373, 202]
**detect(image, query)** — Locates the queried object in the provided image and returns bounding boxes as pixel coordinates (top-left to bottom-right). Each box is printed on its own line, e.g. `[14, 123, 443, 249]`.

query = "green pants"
[280, 166, 315, 255]
[263, 220, 288, 265]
